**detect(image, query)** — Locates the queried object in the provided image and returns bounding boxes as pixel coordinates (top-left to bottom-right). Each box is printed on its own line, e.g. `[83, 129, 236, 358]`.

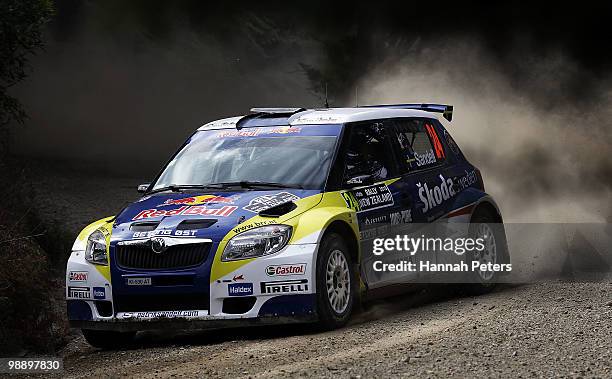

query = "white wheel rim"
[474, 223, 497, 281]
[326, 249, 351, 314]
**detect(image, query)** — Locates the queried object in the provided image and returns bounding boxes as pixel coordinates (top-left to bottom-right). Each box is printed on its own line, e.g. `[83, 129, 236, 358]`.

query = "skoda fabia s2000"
[66, 104, 507, 347]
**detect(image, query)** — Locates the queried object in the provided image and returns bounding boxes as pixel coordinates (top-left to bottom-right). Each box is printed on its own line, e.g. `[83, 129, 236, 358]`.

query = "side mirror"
[137, 183, 150, 193]
[345, 174, 373, 187]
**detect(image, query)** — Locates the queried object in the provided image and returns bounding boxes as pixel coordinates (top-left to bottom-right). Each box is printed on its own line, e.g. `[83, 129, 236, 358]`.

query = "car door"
[392, 118, 467, 274]
[339, 120, 413, 289]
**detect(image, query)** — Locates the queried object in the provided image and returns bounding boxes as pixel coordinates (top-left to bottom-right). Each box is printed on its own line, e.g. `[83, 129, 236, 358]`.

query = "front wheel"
[315, 233, 357, 330]
[82, 329, 136, 349]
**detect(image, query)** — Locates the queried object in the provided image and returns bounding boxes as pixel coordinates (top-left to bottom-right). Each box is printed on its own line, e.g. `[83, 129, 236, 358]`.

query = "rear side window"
[394, 119, 445, 172]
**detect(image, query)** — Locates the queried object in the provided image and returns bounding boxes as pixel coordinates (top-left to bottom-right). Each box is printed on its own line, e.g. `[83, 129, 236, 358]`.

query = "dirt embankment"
[0, 159, 66, 356]
[0, 158, 138, 356]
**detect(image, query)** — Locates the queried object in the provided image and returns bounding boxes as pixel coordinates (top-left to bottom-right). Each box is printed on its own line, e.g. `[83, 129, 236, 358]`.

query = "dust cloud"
[355, 39, 612, 223]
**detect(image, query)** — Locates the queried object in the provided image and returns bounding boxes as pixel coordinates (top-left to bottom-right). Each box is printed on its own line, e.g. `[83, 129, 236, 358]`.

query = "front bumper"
[66, 243, 319, 330]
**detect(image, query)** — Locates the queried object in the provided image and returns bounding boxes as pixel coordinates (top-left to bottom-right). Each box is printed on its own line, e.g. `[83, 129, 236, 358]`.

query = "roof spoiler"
[236, 107, 306, 129]
[360, 103, 454, 122]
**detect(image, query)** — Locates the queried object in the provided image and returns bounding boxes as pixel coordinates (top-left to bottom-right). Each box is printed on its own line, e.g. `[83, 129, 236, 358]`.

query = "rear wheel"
[464, 209, 503, 294]
[82, 329, 136, 349]
[315, 233, 356, 330]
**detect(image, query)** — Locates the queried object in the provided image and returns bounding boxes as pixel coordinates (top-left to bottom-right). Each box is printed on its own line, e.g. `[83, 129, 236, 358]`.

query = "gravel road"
[52, 282, 612, 378]
[25, 162, 612, 378]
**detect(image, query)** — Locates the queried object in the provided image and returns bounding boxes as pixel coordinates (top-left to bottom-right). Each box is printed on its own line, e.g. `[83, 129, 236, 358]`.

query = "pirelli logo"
[260, 279, 309, 294]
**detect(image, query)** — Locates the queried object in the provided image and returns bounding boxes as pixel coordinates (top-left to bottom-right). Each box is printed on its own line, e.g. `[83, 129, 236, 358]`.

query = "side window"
[394, 119, 445, 172]
[343, 122, 395, 185]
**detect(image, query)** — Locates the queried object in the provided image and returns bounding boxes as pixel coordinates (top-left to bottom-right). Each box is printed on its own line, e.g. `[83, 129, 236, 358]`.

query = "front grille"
[115, 243, 211, 270]
[114, 293, 209, 312]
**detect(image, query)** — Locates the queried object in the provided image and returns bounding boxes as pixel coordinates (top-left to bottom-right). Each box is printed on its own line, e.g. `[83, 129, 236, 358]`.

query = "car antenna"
[355, 85, 359, 107]
[324, 82, 329, 108]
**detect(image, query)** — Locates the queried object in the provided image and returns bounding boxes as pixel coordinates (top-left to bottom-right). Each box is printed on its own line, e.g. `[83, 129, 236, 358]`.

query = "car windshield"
[152, 125, 341, 190]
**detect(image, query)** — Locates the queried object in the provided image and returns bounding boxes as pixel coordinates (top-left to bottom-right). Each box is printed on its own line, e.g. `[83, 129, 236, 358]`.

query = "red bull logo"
[161, 195, 234, 207]
[133, 205, 238, 220]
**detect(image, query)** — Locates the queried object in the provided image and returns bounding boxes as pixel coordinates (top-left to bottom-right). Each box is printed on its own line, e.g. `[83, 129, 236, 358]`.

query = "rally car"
[66, 104, 507, 348]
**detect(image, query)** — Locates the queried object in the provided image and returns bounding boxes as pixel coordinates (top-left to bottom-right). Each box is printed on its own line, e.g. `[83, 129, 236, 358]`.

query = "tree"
[0, 0, 53, 126]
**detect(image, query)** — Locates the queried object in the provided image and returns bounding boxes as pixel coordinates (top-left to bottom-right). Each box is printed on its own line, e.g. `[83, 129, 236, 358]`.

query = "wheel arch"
[321, 220, 360, 265]
[470, 196, 503, 224]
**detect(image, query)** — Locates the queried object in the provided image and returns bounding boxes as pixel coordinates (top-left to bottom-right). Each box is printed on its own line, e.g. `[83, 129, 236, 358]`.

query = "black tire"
[82, 329, 136, 349]
[463, 208, 506, 295]
[315, 232, 357, 330]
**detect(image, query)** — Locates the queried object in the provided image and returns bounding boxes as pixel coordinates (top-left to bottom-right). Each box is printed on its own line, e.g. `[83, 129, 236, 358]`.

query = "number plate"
[126, 277, 151, 286]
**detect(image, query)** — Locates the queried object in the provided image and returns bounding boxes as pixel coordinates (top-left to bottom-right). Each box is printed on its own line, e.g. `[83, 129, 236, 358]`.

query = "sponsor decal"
[266, 263, 307, 276]
[243, 192, 300, 213]
[216, 127, 301, 138]
[133, 205, 237, 220]
[341, 191, 360, 212]
[217, 129, 261, 138]
[344, 183, 394, 213]
[228, 283, 254, 296]
[160, 195, 234, 207]
[425, 123, 445, 159]
[232, 220, 276, 234]
[68, 271, 88, 282]
[68, 286, 90, 299]
[217, 274, 246, 283]
[364, 215, 389, 224]
[92, 287, 106, 300]
[390, 209, 412, 224]
[414, 149, 436, 167]
[118, 310, 202, 319]
[455, 169, 478, 192]
[444, 129, 460, 155]
[126, 277, 152, 286]
[268, 126, 301, 134]
[417, 175, 456, 213]
[261, 279, 309, 294]
[133, 229, 197, 238]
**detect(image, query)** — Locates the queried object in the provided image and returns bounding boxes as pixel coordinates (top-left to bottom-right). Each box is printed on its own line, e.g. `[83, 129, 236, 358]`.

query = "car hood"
[111, 189, 323, 242]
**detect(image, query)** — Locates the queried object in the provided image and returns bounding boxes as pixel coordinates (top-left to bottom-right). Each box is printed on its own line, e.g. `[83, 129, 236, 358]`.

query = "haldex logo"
[92, 287, 105, 300]
[228, 283, 254, 296]
[417, 174, 456, 213]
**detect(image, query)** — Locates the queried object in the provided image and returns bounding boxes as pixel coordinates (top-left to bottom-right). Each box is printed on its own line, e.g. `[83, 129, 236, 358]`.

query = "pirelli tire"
[82, 329, 136, 349]
[315, 232, 357, 330]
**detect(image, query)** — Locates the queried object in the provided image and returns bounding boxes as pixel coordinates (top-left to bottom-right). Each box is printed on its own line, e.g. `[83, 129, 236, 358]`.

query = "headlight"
[85, 229, 108, 265]
[222, 225, 292, 261]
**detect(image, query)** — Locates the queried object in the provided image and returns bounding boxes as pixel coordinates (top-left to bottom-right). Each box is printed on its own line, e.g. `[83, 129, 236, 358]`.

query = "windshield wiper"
[208, 181, 304, 189]
[146, 184, 224, 195]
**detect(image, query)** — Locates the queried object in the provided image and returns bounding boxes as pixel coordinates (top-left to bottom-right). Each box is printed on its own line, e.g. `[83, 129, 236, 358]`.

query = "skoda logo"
[151, 237, 167, 254]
